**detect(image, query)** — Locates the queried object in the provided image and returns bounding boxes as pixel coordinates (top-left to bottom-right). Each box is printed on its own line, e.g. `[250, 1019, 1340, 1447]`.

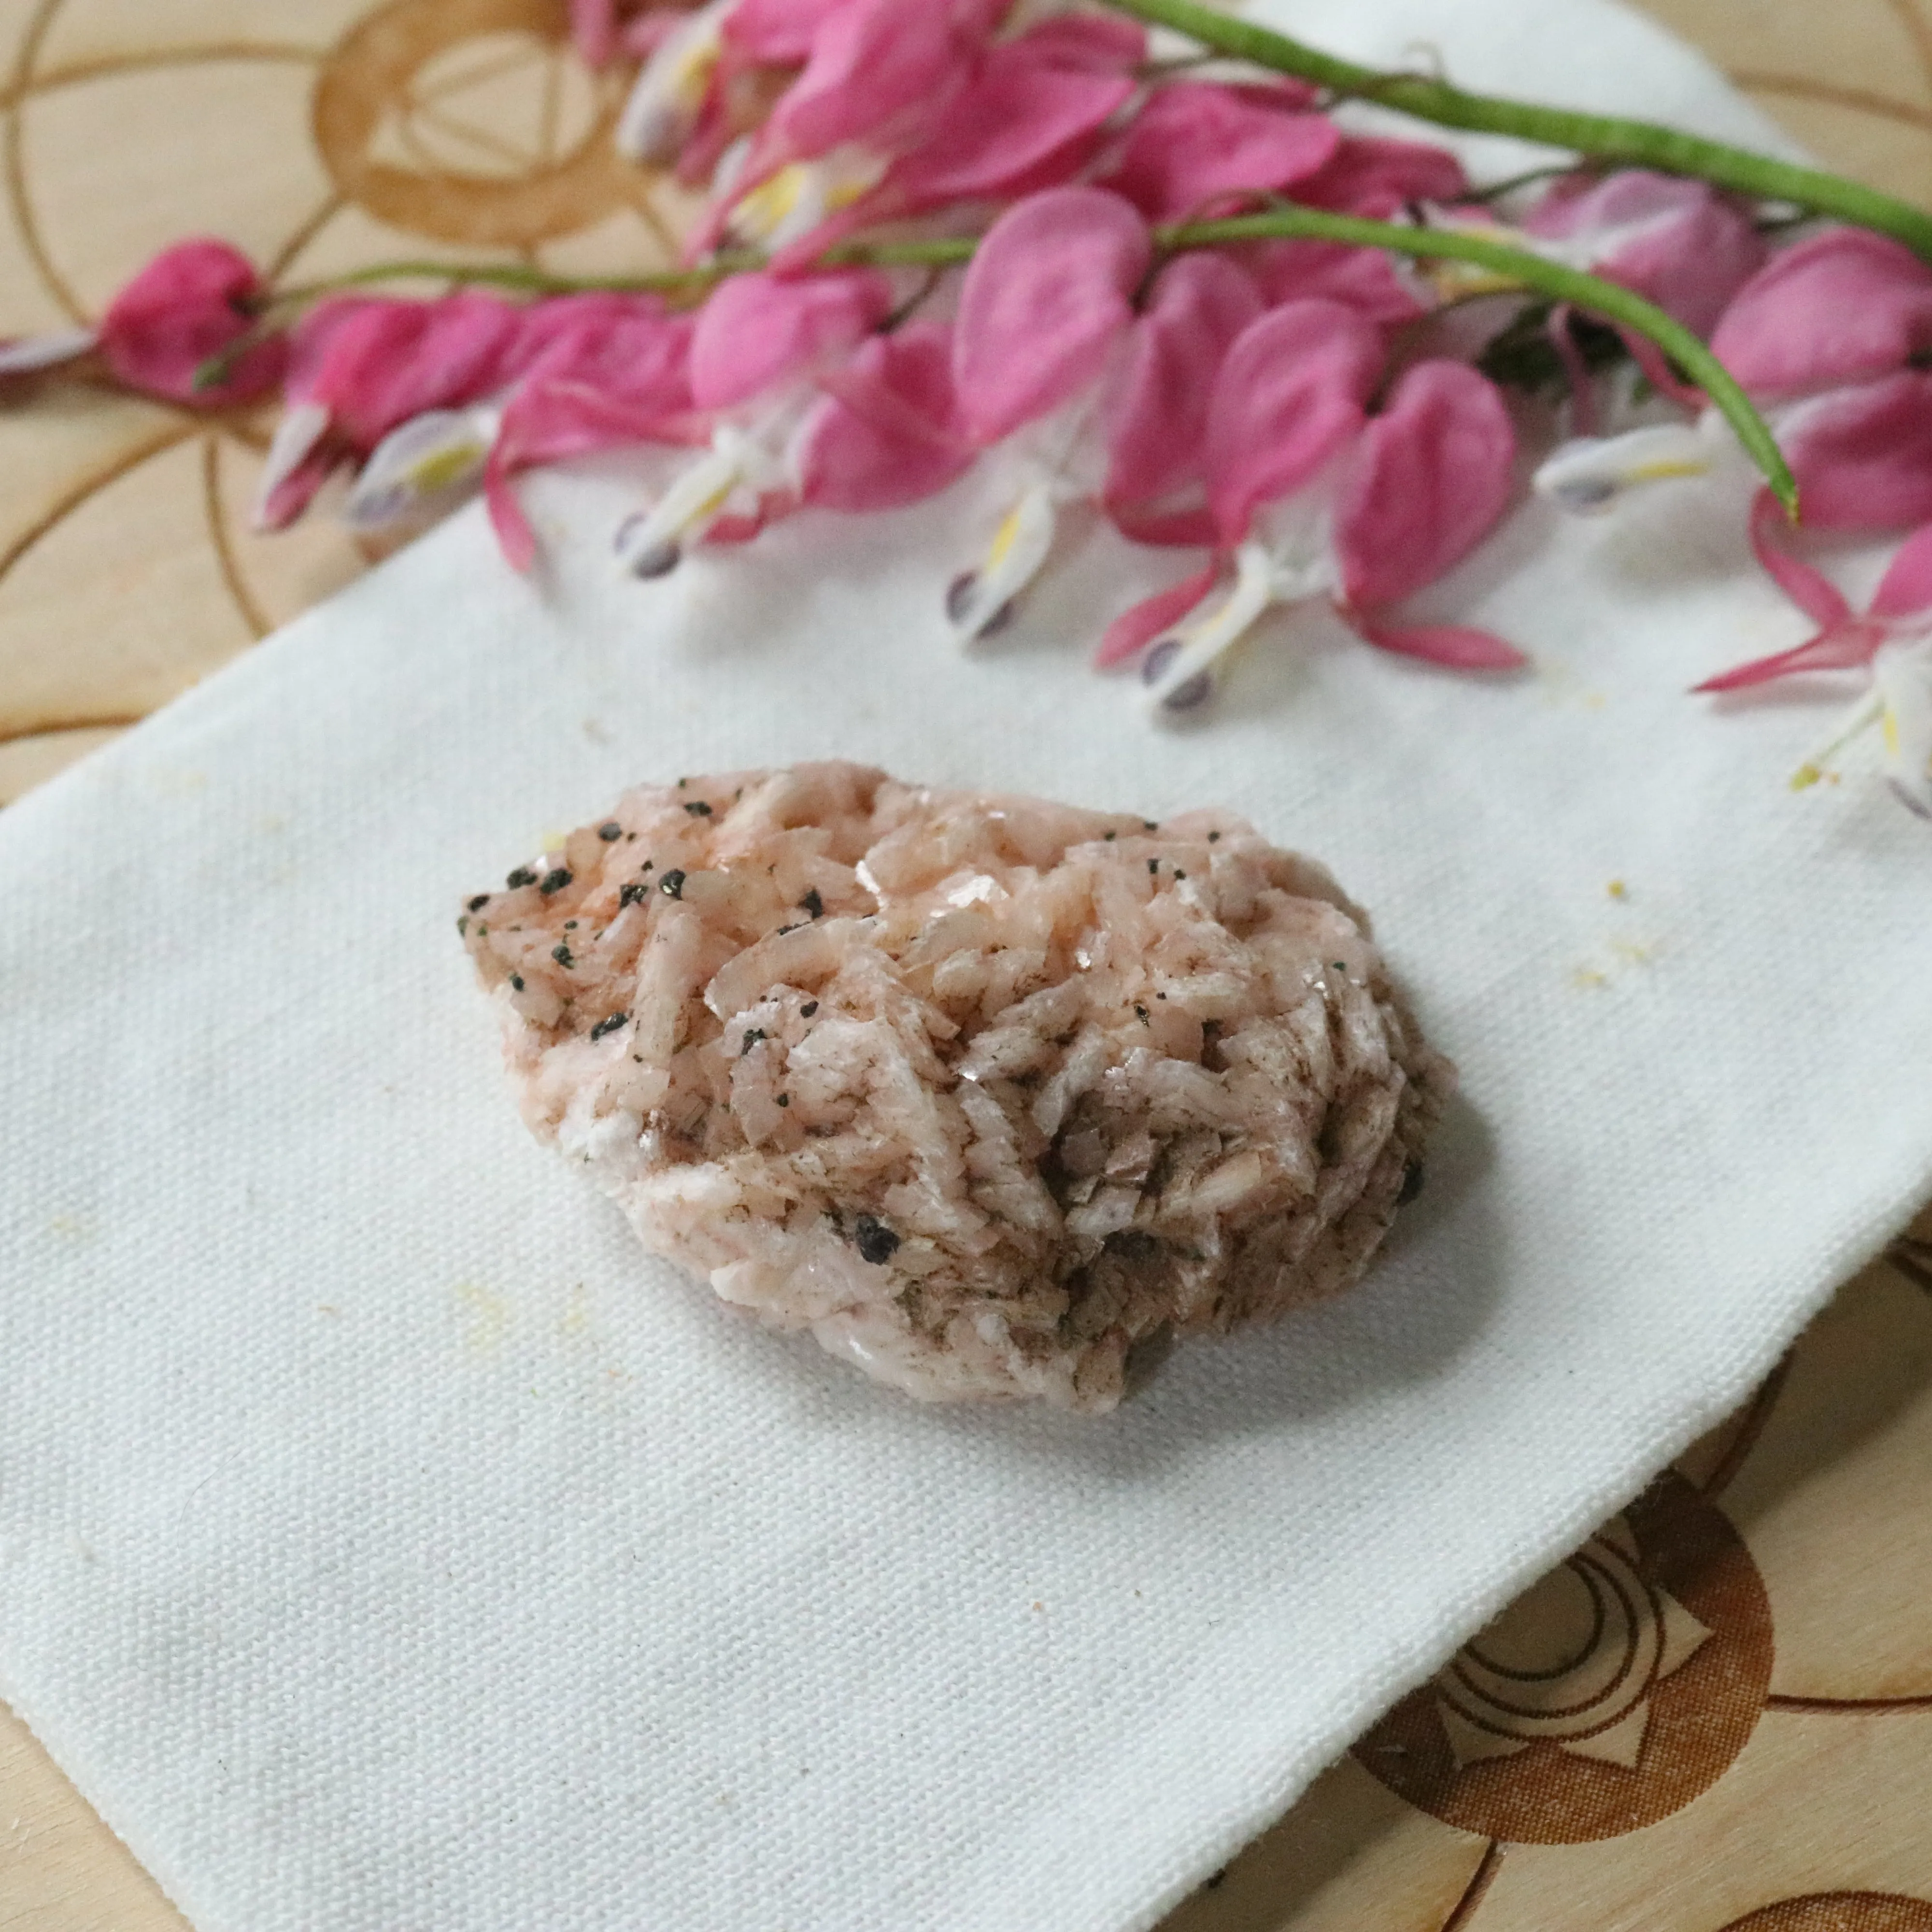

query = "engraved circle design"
[1353, 1473, 1775, 1843]
[1716, 1896, 1932, 1931]
[314, 0, 641, 245]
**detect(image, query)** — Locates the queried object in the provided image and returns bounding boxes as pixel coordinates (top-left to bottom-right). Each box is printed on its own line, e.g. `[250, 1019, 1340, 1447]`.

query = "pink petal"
[884, 50, 1134, 207]
[1604, 200, 1764, 338]
[1238, 237, 1425, 323]
[1336, 360, 1516, 611]
[701, 492, 798, 544]
[1547, 306, 1598, 437]
[1108, 504, 1220, 548]
[1204, 299, 1383, 542]
[766, 0, 982, 160]
[1094, 561, 1222, 668]
[724, 0, 855, 64]
[1693, 622, 1884, 691]
[1103, 252, 1263, 515]
[287, 292, 529, 448]
[485, 454, 542, 573]
[675, 90, 744, 189]
[569, 0, 617, 67]
[482, 300, 699, 568]
[255, 444, 337, 535]
[1006, 14, 1148, 72]
[688, 268, 892, 411]
[487, 384, 707, 570]
[1783, 370, 1932, 531]
[1747, 485, 1852, 628]
[512, 297, 693, 420]
[1870, 519, 1932, 618]
[96, 238, 284, 406]
[1347, 615, 1527, 670]
[1099, 81, 1340, 222]
[796, 319, 976, 510]
[1525, 171, 1765, 334]
[1293, 134, 1468, 216]
[1711, 228, 1932, 399]
[952, 187, 1151, 447]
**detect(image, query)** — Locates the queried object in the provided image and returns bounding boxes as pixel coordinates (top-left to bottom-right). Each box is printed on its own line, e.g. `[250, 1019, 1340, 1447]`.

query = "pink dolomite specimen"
[461, 763, 1450, 1410]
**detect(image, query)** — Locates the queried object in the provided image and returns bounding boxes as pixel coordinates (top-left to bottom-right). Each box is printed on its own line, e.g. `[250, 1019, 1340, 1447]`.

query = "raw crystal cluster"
[462, 762, 1450, 1410]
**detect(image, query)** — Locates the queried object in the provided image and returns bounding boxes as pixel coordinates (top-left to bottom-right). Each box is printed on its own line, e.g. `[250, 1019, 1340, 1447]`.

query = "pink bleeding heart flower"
[570, 0, 621, 66]
[1115, 308, 1520, 710]
[1700, 496, 1932, 814]
[615, 0, 749, 168]
[22, 239, 288, 408]
[724, 0, 855, 62]
[256, 291, 539, 529]
[681, 0, 1003, 257]
[1710, 228, 1932, 400]
[482, 296, 701, 569]
[724, 18, 1141, 268]
[1296, 133, 1469, 216]
[1100, 295, 1384, 681]
[688, 266, 891, 409]
[1499, 170, 1767, 432]
[942, 186, 1152, 638]
[1102, 250, 1264, 545]
[1538, 308, 1932, 535]
[794, 318, 974, 510]
[1204, 298, 1384, 545]
[1228, 135, 1469, 325]
[1774, 369, 1932, 530]
[1523, 170, 1766, 336]
[761, 0, 997, 160]
[953, 186, 1149, 448]
[1537, 223, 1932, 532]
[614, 266, 893, 572]
[1330, 360, 1524, 669]
[1097, 80, 1339, 224]
[1237, 236, 1429, 325]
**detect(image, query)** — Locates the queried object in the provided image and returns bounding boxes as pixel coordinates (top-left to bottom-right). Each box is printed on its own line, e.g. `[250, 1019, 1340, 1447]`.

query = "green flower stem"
[1165, 206, 1797, 513]
[1101, 0, 1932, 261]
[246, 222, 1797, 514]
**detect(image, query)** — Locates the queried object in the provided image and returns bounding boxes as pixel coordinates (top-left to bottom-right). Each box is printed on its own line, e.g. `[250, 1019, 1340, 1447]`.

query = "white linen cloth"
[2, 4, 1928, 1928]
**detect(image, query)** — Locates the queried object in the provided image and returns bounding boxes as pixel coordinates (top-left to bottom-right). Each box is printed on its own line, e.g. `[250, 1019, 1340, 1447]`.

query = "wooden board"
[3, 4, 1930, 1926]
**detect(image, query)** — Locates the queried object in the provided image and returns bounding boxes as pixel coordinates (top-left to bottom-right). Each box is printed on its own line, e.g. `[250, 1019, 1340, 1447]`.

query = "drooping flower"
[792, 317, 975, 510]
[1710, 227, 1932, 397]
[713, 14, 1142, 264]
[1534, 226, 1932, 531]
[1520, 170, 1766, 335]
[1099, 250, 1266, 545]
[614, 0, 740, 164]
[674, 0, 1004, 253]
[1231, 133, 1471, 325]
[942, 185, 1152, 639]
[479, 296, 701, 568]
[1696, 495, 1932, 814]
[612, 266, 894, 573]
[0, 240, 286, 404]
[1107, 301, 1521, 711]
[100, 239, 287, 406]
[254, 291, 542, 529]
[1096, 79, 1338, 224]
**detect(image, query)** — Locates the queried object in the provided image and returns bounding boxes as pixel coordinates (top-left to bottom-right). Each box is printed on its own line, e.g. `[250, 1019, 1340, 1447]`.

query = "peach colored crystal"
[462, 762, 1450, 1410]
